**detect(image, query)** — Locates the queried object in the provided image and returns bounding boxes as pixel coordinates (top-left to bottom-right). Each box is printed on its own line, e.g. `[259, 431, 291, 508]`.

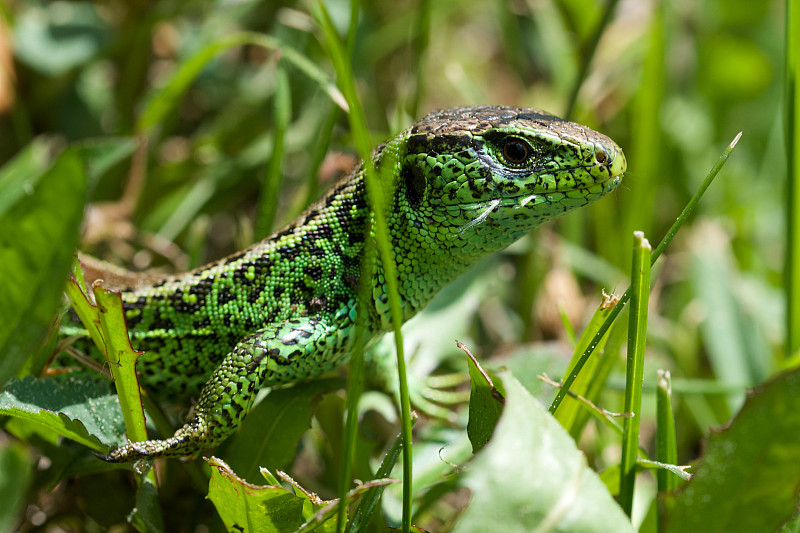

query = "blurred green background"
[0, 0, 790, 530]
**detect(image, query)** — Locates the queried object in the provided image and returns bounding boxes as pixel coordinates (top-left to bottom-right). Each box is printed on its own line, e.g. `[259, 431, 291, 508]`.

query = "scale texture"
[69, 106, 626, 462]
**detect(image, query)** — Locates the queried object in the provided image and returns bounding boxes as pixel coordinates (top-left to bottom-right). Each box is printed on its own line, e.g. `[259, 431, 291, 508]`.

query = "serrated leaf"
[225, 378, 343, 480]
[207, 457, 307, 533]
[462, 341, 504, 453]
[454, 373, 634, 533]
[662, 367, 800, 533]
[207, 458, 384, 533]
[0, 147, 87, 386]
[0, 376, 124, 451]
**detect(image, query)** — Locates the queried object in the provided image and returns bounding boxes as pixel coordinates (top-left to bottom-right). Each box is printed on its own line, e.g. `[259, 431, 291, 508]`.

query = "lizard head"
[391, 105, 625, 259]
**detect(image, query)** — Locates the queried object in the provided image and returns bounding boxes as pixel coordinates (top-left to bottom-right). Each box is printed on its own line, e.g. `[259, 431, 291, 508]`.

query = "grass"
[0, 0, 795, 531]
[786, 0, 800, 359]
[618, 231, 651, 516]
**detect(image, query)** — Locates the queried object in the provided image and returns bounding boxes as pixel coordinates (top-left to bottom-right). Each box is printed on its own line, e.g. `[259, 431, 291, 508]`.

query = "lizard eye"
[501, 136, 533, 167]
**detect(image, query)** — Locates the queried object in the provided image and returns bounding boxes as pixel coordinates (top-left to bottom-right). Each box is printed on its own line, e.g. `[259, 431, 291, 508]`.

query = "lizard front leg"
[100, 316, 349, 462]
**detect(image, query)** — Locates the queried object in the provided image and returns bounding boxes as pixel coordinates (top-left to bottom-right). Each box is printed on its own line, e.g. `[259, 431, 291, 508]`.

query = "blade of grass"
[322, 2, 374, 531]
[312, 4, 413, 532]
[302, 104, 340, 209]
[623, 0, 666, 253]
[656, 370, 678, 493]
[786, 0, 800, 359]
[549, 132, 742, 415]
[567, 299, 629, 440]
[407, 0, 430, 119]
[519, 0, 620, 342]
[563, 0, 622, 119]
[301, 0, 360, 211]
[254, 64, 290, 240]
[137, 31, 347, 135]
[347, 424, 411, 533]
[65, 273, 149, 451]
[336, 233, 377, 532]
[618, 231, 651, 516]
[323, 2, 380, 532]
[554, 293, 619, 435]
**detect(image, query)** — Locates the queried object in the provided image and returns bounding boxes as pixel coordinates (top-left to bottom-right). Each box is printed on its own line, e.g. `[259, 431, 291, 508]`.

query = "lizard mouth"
[458, 172, 622, 211]
[453, 173, 622, 235]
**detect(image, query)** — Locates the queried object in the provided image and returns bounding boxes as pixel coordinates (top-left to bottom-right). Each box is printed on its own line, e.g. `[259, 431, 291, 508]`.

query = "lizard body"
[69, 106, 625, 462]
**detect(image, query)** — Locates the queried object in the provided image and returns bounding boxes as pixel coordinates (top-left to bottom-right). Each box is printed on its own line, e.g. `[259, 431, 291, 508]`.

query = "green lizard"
[67, 106, 625, 462]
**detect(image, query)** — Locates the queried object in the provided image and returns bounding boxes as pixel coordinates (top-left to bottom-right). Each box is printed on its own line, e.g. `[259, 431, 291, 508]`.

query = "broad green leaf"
[462, 341, 504, 453]
[225, 378, 343, 480]
[661, 367, 800, 533]
[0, 376, 124, 451]
[0, 148, 87, 386]
[454, 373, 634, 533]
[0, 443, 33, 533]
[208, 457, 384, 533]
[207, 457, 308, 533]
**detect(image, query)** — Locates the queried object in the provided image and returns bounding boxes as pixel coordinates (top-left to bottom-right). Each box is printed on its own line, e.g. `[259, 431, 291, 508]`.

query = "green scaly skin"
[78, 106, 625, 462]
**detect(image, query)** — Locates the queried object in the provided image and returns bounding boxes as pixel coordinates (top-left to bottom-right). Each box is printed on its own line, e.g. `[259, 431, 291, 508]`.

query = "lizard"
[65, 105, 626, 462]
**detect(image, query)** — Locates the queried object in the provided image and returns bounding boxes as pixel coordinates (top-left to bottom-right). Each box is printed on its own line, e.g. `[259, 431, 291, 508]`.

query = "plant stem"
[619, 232, 651, 515]
[549, 132, 741, 415]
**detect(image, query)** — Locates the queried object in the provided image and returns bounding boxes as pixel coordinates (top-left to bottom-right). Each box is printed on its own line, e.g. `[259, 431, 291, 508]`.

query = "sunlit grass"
[0, 0, 791, 530]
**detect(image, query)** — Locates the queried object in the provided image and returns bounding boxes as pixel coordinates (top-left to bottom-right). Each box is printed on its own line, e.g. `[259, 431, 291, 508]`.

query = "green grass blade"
[786, 0, 800, 358]
[549, 132, 742, 415]
[302, 106, 340, 209]
[656, 370, 678, 493]
[563, 0, 621, 118]
[312, 3, 412, 531]
[348, 426, 408, 533]
[624, 0, 666, 247]
[651, 132, 742, 261]
[137, 31, 346, 135]
[554, 294, 619, 435]
[300, 0, 360, 211]
[254, 65, 290, 240]
[408, 0, 431, 118]
[618, 231, 651, 516]
[569, 306, 629, 439]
